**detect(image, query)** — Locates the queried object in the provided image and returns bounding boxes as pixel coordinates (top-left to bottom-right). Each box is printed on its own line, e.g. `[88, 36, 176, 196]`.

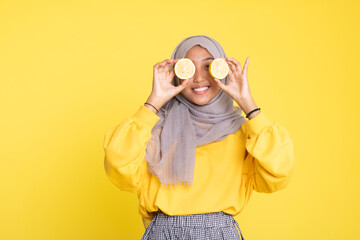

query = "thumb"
[214, 78, 224, 88]
[178, 79, 189, 89]
[173, 79, 189, 95]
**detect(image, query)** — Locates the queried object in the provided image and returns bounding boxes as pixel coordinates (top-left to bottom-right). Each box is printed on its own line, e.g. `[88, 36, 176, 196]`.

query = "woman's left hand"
[214, 56, 260, 118]
[213, 56, 253, 102]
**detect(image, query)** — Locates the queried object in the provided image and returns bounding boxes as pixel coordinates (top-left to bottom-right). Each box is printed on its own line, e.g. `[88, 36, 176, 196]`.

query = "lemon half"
[209, 58, 229, 79]
[174, 58, 195, 79]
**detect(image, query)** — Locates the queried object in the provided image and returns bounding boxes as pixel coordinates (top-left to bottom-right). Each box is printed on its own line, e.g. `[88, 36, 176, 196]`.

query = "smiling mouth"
[192, 86, 210, 94]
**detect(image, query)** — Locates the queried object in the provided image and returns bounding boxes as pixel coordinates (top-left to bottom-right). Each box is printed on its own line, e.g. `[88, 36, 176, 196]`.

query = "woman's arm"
[103, 58, 188, 193]
[103, 105, 160, 193]
[241, 111, 295, 193]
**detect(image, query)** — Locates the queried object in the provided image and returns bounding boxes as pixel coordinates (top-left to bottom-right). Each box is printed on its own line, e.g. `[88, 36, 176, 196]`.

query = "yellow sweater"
[103, 105, 295, 229]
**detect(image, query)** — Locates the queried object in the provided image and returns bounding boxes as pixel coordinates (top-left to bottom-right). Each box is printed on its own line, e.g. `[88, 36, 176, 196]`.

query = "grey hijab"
[145, 35, 247, 189]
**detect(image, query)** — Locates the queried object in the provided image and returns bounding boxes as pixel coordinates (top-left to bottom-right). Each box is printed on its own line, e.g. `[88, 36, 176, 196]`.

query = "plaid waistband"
[153, 210, 236, 228]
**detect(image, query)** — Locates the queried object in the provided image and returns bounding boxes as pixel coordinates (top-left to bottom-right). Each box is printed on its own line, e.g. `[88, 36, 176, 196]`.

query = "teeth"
[193, 86, 209, 92]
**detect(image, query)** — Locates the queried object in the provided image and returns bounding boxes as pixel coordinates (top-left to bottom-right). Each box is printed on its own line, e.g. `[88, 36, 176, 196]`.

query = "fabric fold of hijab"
[145, 35, 247, 189]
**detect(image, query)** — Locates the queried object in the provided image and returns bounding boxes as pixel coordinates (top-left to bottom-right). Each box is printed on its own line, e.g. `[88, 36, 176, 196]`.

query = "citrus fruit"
[174, 58, 195, 79]
[209, 58, 229, 79]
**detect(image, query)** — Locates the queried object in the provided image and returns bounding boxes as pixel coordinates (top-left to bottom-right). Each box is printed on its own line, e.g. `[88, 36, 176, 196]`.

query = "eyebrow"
[202, 57, 214, 61]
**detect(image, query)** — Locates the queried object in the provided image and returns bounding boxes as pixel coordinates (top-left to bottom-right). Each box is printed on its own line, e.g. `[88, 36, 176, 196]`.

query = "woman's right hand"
[145, 59, 190, 112]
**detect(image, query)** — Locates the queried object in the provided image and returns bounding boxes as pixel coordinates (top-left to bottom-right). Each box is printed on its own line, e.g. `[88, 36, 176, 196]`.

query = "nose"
[192, 67, 207, 83]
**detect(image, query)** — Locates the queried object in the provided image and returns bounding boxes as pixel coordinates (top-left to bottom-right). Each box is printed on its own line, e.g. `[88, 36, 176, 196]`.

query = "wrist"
[144, 103, 158, 114]
[246, 109, 260, 120]
[145, 94, 165, 111]
[236, 97, 259, 118]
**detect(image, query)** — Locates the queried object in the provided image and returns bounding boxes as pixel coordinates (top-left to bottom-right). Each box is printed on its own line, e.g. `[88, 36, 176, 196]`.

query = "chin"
[196, 100, 210, 105]
[188, 98, 211, 106]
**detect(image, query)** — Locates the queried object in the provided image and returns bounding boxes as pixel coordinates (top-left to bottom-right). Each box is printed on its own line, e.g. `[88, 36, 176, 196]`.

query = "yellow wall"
[1, 0, 359, 239]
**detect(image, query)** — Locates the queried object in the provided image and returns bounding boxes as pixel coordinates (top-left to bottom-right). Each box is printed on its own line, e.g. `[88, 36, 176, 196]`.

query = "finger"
[213, 77, 225, 89]
[227, 57, 242, 73]
[155, 59, 169, 67]
[164, 59, 178, 73]
[168, 68, 175, 80]
[158, 59, 171, 72]
[154, 62, 165, 73]
[243, 57, 250, 74]
[160, 59, 171, 65]
[227, 67, 236, 82]
[227, 60, 238, 74]
[223, 57, 236, 71]
[226, 57, 242, 73]
[153, 62, 161, 72]
[178, 78, 189, 89]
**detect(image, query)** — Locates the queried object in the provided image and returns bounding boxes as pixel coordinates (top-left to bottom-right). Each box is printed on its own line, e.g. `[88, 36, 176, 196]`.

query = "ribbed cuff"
[242, 111, 274, 138]
[132, 105, 160, 127]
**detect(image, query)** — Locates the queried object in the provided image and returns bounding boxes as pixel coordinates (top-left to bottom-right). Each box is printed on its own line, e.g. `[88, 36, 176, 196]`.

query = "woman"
[103, 35, 295, 239]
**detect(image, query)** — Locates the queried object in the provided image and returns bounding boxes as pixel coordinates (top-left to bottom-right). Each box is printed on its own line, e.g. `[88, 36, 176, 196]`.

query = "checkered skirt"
[141, 210, 245, 240]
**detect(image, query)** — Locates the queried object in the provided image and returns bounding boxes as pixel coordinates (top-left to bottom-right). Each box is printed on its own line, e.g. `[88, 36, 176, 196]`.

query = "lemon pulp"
[174, 58, 195, 79]
[209, 58, 229, 79]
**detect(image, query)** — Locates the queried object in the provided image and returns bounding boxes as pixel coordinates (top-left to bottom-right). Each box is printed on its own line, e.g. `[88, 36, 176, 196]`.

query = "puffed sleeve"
[103, 105, 160, 193]
[240, 111, 295, 193]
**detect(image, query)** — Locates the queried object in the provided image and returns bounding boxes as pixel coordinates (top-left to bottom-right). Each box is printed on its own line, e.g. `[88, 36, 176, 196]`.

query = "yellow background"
[1, 0, 359, 239]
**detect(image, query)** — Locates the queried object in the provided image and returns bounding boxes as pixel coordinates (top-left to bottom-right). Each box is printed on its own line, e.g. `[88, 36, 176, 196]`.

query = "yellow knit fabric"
[103, 105, 295, 229]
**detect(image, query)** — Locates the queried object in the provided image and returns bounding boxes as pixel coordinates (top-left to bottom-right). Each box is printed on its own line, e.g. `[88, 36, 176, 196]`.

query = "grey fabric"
[141, 210, 245, 240]
[145, 35, 247, 188]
